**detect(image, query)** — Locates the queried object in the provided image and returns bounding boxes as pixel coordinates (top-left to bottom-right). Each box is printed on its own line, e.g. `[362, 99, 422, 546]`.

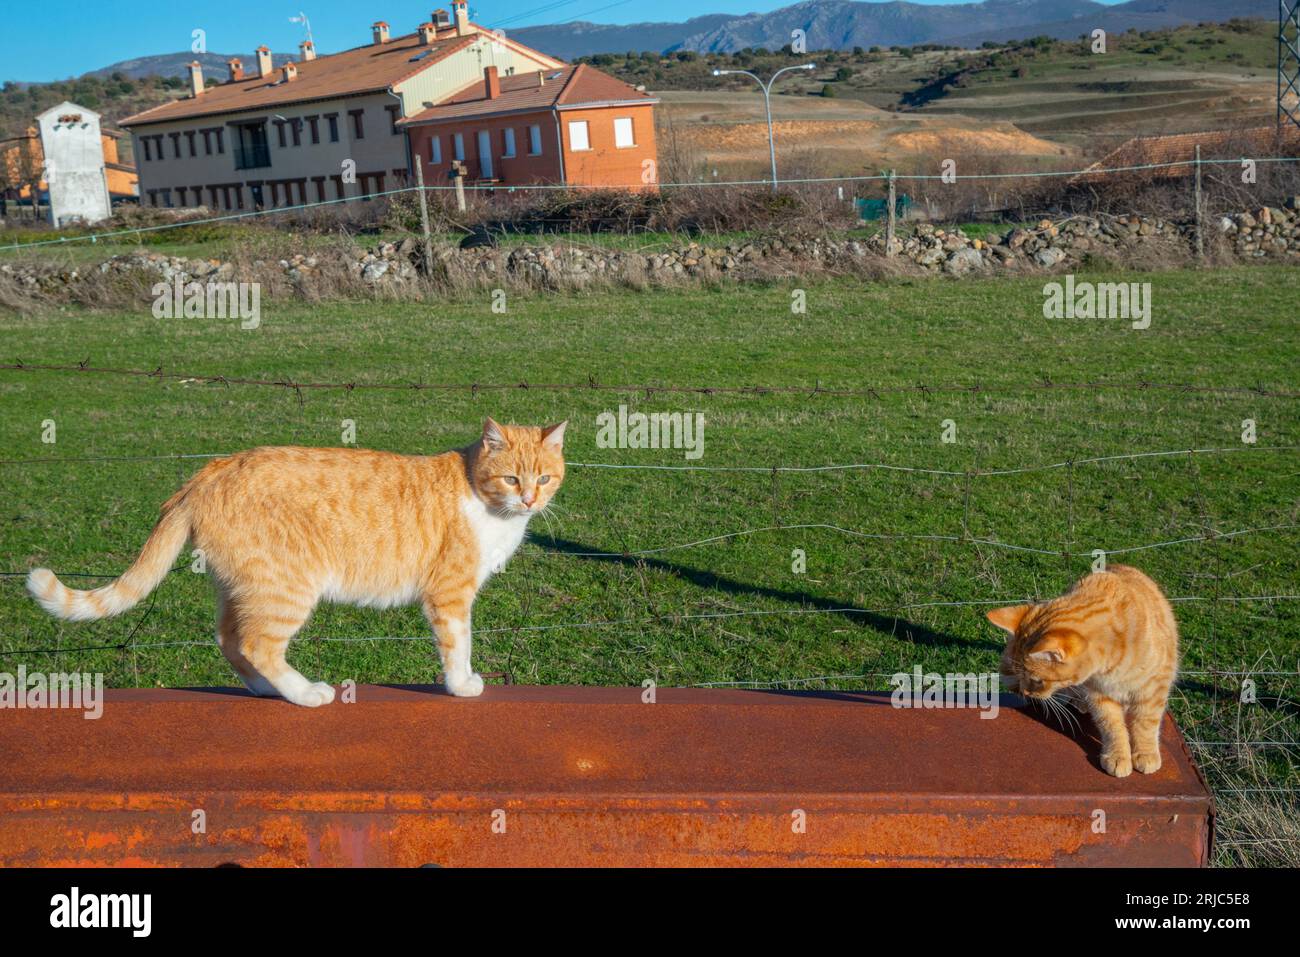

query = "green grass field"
[1, 266, 1297, 863]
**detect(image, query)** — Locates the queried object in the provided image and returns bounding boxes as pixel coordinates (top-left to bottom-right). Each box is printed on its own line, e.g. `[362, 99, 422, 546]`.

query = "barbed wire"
[2, 592, 1296, 658]
[0, 442, 1294, 477]
[1, 362, 1297, 403]
[2, 154, 1298, 254]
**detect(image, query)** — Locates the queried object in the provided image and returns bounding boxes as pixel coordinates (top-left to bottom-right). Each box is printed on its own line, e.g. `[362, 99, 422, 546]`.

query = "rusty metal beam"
[0, 686, 1213, 866]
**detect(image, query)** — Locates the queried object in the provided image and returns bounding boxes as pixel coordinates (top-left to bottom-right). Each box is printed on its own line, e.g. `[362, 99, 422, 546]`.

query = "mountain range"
[81, 0, 1272, 81]
[509, 0, 1272, 59]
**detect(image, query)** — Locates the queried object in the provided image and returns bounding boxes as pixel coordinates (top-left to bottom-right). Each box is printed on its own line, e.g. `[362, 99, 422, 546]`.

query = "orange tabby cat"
[987, 564, 1179, 777]
[28, 418, 566, 706]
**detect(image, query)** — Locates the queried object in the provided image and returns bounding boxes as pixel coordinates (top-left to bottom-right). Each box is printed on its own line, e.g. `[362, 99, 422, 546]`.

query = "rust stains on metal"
[0, 686, 1213, 866]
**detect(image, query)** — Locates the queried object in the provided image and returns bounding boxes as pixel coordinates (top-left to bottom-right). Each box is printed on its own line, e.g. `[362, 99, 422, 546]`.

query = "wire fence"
[3, 361, 1298, 402]
[3, 154, 1299, 254]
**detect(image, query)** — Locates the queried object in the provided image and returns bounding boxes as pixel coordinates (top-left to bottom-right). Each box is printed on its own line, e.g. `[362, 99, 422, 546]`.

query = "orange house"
[400, 63, 658, 191]
[0, 126, 138, 202]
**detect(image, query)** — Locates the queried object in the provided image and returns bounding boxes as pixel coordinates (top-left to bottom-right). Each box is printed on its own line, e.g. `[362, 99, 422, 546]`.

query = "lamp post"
[711, 63, 816, 192]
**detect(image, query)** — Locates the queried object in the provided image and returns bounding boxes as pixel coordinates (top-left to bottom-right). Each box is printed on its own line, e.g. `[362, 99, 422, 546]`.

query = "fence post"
[414, 159, 433, 273]
[451, 161, 467, 214]
[1194, 145, 1204, 259]
[886, 170, 897, 258]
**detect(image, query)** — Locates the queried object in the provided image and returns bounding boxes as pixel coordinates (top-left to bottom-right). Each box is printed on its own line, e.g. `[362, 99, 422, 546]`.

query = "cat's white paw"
[447, 672, 485, 698]
[293, 682, 336, 708]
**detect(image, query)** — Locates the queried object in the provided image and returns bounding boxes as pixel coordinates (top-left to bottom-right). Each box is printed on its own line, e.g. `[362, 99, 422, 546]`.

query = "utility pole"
[1279, 1, 1300, 133]
[711, 63, 816, 192]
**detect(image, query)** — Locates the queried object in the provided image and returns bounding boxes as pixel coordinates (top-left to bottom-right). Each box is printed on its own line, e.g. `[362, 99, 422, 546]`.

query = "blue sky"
[12, 0, 1123, 82]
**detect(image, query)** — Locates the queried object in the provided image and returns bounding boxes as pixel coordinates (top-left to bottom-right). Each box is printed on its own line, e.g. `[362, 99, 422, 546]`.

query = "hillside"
[512, 0, 1272, 58]
[584, 18, 1281, 147]
[82, 50, 296, 83]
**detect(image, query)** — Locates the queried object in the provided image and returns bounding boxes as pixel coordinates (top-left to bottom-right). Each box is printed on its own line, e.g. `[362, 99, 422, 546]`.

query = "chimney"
[282, 63, 298, 82]
[188, 61, 205, 97]
[372, 21, 390, 44]
[256, 46, 273, 78]
[536, 69, 545, 88]
[484, 65, 500, 99]
[453, 0, 474, 36]
[299, 40, 316, 61]
[227, 58, 244, 81]
[433, 8, 451, 30]
[418, 22, 436, 44]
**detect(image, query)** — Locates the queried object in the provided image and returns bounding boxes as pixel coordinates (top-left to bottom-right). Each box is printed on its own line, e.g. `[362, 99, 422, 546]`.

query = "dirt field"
[657, 91, 1069, 179]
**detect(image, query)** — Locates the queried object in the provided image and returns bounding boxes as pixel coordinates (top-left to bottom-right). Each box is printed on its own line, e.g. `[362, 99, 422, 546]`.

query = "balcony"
[233, 143, 271, 171]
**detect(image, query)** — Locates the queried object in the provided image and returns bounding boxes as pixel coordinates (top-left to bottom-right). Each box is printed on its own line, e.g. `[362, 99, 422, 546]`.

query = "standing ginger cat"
[27, 418, 565, 706]
[987, 564, 1179, 777]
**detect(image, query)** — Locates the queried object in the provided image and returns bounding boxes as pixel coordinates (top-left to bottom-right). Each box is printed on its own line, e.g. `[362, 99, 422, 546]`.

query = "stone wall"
[3, 208, 1297, 301]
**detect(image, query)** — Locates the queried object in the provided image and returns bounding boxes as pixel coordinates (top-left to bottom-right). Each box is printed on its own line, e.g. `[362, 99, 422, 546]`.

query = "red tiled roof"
[400, 63, 656, 125]
[121, 30, 481, 127]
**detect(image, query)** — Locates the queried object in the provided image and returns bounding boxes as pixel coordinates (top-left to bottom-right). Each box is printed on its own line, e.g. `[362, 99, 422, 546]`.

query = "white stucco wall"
[37, 102, 111, 226]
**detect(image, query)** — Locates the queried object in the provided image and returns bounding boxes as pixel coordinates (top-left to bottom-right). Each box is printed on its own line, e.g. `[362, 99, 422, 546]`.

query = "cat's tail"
[27, 490, 193, 622]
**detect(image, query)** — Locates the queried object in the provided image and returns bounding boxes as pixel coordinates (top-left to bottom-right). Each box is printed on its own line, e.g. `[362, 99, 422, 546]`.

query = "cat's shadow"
[535, 534, 1001, 654]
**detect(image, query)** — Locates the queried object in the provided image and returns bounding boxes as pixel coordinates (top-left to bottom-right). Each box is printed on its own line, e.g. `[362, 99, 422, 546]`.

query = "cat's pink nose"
[521, 491, 536, 507]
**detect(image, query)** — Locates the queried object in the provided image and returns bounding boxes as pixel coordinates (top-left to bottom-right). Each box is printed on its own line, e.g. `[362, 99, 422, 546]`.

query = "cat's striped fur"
[988, 564, 1179, 777]
[28, 418, 566, 706]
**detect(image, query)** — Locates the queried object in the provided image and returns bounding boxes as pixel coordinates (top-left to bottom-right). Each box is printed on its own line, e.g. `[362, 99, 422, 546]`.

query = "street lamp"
[712, 63, 815, 192]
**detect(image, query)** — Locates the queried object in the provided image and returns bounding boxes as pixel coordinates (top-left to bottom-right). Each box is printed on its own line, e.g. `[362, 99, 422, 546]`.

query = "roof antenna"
[288, 12, 314, 47]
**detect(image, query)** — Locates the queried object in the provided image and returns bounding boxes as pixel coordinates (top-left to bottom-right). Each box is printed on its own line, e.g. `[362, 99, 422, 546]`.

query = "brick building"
[400, 63, 658, 190]
[119, 5, 657, 211]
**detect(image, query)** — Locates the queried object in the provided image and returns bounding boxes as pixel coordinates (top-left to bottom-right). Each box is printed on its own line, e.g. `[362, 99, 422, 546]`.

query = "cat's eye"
[504, 476, 519, 486]
[537, 475, 550, 485]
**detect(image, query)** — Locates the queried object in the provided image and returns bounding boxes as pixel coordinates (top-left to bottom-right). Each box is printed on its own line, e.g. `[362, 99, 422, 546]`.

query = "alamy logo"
[596, 405, 705, 460]
[151, 278, 261, 329]
[0, 666, 103, 719]
[1042, 274, 1151, 329]
[50, 887, 151, 937]
[890, 666, 1000, 718]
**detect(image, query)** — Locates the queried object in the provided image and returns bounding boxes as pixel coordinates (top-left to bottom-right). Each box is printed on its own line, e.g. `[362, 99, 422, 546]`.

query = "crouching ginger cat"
[27, 418, 566, 706]
[987, 564, 1179, 777]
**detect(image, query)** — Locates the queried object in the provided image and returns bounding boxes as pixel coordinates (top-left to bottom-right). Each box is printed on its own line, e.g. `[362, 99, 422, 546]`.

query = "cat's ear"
[1027, 633, 1076, 664]
[482, 417, 509, 451]
[986, 604, 1030, 636]
[541, 420, 567, 450]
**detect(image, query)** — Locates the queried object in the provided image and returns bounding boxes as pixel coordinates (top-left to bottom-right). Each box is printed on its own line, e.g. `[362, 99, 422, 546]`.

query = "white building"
[35, 101, 113, 226]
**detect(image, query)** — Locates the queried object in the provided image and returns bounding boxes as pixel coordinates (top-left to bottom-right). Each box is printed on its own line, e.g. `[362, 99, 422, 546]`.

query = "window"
[453, 133, 464, 161]
[477, 130, 493, 178]
[185, 130, 196, 156]
[169, 132, 182, 158]
[385, 104, 401, 134]
[141, 138, 152, 162]
[349, 109, 365, 139]
[326, 114, 339, 142]
[528, 124, 542, 155]
[614, 117, 635, 148]
[214, 129, 224, 154]
[233, 122, 271, 170]
[275, 121, 287, 148]
[568, 120, 590, 151]
[430, 136, 441, 164]
[306, 116, 320, 144]
[502, 128, 515, 159]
